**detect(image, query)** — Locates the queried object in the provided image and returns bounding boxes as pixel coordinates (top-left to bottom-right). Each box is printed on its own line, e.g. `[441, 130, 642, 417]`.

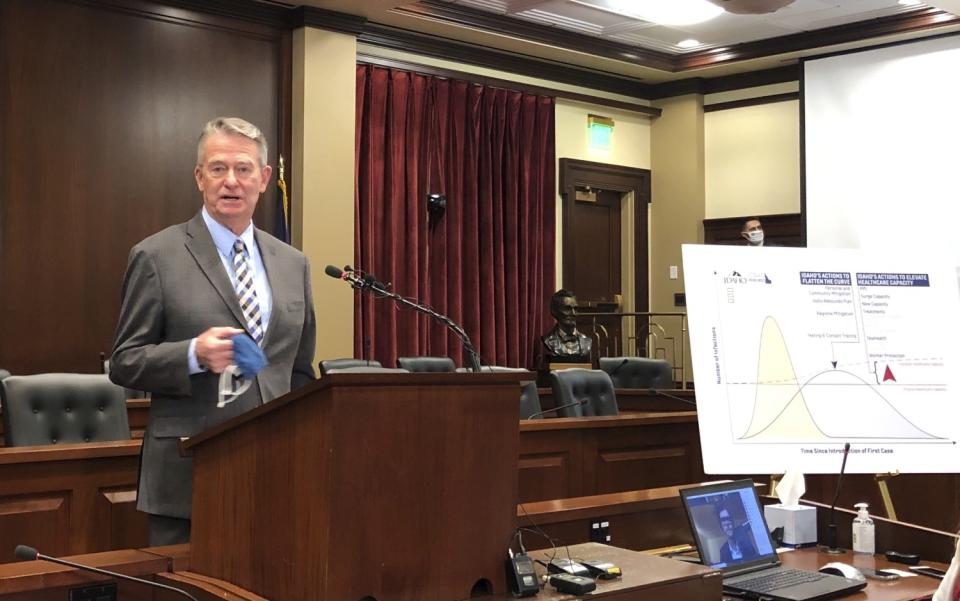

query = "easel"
[768, 472, 900, 519]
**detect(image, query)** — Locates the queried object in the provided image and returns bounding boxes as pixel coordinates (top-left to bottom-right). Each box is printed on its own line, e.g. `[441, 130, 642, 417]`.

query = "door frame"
[559, 158, 652, 314]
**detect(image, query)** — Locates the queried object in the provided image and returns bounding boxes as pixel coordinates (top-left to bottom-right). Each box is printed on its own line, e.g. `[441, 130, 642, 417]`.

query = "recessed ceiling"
[443, 0, 928, 54]
[297, 0, 960, 82]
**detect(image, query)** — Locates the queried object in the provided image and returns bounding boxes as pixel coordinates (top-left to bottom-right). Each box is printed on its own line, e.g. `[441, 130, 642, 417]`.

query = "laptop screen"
[681, 480, 778, 571]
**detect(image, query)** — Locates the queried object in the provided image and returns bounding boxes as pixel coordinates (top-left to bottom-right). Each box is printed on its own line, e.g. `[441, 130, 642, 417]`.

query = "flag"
[275, 155, 291, 243]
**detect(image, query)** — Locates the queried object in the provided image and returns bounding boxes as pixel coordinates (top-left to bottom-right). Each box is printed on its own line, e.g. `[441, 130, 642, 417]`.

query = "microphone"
[527, 398, 587, 420]
[606, 359, 629, 375]
[325, 265, 386, 291]
[825, 442, 852, 554]
[14, 545, 199, 601]
[325, 264, 366, 288]
[646, 388, 697, 407]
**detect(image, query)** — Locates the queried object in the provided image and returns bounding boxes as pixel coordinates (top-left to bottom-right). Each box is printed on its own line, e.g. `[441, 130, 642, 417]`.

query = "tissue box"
[764, 504, 817, 546]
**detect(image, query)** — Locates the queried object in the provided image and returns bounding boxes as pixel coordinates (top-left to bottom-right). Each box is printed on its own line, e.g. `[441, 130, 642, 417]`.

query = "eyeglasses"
[204, 162, 259, 181]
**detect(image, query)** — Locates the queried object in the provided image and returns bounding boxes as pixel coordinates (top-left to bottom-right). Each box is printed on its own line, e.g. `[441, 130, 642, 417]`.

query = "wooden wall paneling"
[799, 473, 960, 535]
[518, 430, 585, 502]
[0, 0, 288, 375]
[0, 441, 146, 563]
[518, 413, 701, 504]
[99, 487, 149, 550]
[702, 213, 802, 246]
[594, 422, 705, 494]
[517, 485, 723, 552]
[0, 494, 70, 559]
[525, 505, 697, 553]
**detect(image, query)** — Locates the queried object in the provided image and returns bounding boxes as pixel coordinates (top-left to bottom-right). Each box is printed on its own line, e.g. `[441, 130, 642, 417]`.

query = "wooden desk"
[766, 547, 944, 601]
[523, 542, 721, 601]
[519, 411, 704, 503]
[1, 388, 956, 567]
[0, 544, 942, 601]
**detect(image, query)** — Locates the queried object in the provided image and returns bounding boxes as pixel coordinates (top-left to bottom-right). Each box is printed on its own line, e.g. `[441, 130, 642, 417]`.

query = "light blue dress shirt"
[188, 208, 273, 373]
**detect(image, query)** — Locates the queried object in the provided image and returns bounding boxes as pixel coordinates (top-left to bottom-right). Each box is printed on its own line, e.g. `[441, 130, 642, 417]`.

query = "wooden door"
[560, 159, 651, 360]
[567, 188, 622, 356]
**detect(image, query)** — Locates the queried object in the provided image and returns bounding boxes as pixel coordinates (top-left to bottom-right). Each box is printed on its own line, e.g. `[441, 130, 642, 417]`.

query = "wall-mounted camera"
[427, 192, 447, 226]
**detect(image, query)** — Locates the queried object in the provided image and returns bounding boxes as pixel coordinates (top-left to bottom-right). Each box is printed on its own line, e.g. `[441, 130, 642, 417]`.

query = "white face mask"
[746, 230, 764, 244]
[217, 364, 252, 408]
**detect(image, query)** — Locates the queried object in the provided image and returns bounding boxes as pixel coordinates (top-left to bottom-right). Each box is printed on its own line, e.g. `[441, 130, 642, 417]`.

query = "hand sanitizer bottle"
[852, 502, 875, 554]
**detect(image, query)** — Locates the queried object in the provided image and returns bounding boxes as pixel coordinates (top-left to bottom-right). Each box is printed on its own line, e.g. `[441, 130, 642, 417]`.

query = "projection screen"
[804, 33, 960, 260]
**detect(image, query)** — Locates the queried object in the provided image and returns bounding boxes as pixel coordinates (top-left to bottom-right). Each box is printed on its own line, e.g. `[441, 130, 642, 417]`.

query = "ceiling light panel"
[581, 0, 724, 25]
[519, 8, 607, 34]
[456, 0, 512, 13]
[763, 0, 919, 30]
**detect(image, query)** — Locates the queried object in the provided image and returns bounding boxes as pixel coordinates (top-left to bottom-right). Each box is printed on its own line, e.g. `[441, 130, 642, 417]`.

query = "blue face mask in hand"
[217, 333, 268, 408]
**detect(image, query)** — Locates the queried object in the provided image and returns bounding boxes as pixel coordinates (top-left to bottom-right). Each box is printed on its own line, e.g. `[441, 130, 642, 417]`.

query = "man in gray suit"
[110, 117, 316, 545]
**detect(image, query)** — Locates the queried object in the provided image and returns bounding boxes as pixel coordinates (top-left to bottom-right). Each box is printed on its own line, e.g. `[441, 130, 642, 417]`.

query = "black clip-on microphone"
[325, 264, 483, 372]
[526, 398, 588, 420]
[14, 545, 199, 601]
[824, 442, 852, 555]
[646, 388, 697, 407]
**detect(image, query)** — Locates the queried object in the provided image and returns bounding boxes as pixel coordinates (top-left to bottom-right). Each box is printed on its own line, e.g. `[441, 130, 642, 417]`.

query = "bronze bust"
[541, 289, 592, 360]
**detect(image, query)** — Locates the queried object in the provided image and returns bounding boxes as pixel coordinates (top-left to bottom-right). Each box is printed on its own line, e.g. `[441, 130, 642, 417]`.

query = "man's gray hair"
[197, 117, 269, 167]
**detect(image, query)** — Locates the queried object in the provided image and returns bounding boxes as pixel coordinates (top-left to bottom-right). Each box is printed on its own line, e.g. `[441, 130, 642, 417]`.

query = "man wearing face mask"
[741, 217, 765, 246]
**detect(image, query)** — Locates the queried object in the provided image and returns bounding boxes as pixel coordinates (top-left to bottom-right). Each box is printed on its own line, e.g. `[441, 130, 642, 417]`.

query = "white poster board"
[682, 244, 960, 474]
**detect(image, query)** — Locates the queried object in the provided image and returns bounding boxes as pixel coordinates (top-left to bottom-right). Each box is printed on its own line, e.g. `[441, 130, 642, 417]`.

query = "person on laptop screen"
[717, 504, 759, 563]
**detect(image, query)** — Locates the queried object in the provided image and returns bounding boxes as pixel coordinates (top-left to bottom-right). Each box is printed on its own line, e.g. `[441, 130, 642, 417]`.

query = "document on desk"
[682, 244, 960, 474]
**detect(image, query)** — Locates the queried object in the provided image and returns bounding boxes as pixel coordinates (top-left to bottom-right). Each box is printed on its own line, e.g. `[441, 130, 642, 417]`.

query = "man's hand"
[195, 327, 244, 373]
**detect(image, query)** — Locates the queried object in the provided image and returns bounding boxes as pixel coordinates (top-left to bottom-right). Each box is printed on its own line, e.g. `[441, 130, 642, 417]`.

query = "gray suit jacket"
[110, 212, 316, 518]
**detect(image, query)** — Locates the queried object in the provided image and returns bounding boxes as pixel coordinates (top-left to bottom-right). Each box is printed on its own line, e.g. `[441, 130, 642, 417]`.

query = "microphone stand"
[825, 442, 852, 554]
[15, 545, 198, 601]
[526, 399, 587, 420]
[346, 273, 483, 372]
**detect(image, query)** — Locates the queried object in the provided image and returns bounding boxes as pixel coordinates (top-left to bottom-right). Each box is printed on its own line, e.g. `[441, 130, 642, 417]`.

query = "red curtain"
[354, 65, 556, 369]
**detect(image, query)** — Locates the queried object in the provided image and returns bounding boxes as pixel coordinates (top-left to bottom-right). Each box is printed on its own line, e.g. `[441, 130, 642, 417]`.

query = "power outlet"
[69, 583, 117, 601]
[590, 520, 611, 543]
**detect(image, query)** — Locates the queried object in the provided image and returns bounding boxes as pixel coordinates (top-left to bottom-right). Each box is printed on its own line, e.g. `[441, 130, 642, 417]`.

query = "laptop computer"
[680, 480, 867, 601]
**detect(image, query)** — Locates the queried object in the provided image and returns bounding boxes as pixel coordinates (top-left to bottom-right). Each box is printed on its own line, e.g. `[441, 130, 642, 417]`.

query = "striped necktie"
[232, 239, 264, 346]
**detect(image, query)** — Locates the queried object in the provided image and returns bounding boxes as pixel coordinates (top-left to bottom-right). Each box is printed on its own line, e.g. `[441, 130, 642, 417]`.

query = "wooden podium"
[182, 372, 522, 601]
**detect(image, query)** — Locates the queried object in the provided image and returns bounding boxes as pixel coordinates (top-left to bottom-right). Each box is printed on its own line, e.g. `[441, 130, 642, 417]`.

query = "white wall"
[704, 99, 800, 219]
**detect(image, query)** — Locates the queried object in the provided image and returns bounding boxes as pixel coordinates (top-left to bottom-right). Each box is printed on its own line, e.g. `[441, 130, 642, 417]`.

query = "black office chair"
[319, 358, 383, 376]
[599, 357, 673, 390]
[548, 369, 618, 417]
[0, 374, 131, 446]
[396, 356, 456, 373]
[519, 381, 542, 419]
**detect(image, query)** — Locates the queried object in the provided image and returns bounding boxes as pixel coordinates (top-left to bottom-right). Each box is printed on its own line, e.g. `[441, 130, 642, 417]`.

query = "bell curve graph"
[682, 244, 960, 474]
[737, 316, 941, 442]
